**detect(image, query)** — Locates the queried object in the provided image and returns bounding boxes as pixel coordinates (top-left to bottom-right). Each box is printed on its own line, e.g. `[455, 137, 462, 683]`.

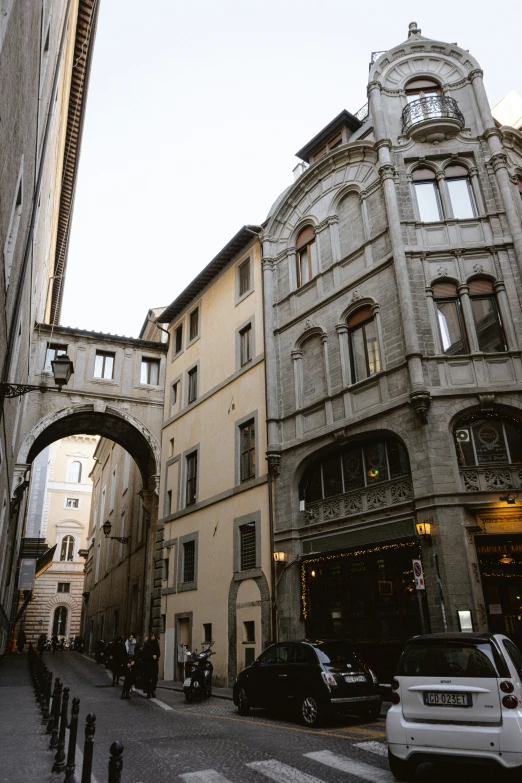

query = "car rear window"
[313, 642, 365, 670]
[398, 641, 500, 678]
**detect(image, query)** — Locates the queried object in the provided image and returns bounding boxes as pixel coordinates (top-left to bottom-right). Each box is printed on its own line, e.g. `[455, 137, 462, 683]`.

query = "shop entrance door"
[476, 534, 522, 650]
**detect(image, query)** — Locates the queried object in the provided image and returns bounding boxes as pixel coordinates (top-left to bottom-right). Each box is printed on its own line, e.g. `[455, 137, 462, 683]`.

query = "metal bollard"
[52, 685, 69, 772]
[47, 676, 59, 733]
[49, 679, 63, 749]
[42, 670, 53, 723]
[63, 697, 80, 783]
[107, 741, 124, 783]
[81, 713, 96, 783]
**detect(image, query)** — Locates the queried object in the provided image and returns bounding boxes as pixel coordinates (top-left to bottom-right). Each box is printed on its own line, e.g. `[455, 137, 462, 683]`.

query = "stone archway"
[227, 572, 270, 686]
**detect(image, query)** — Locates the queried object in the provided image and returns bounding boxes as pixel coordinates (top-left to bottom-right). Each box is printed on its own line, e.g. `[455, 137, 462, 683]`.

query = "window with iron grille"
[188, 367, 198, 403]
[239, 258, 251, 297]
[240, 521, 256, 571]
[189, 308, 199, 341]
[186, 452, 197, 506]
[183, 540, 195, 583]
[239, 324, 252, 366]
[240, 420, 255, 482]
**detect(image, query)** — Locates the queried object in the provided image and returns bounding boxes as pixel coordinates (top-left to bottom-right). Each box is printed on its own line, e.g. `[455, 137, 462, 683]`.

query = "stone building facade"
[155, 228, 272, 686]
[22, 435, 97, 643]
[0, 0, 99, 654]
[262, 23, 522, 681]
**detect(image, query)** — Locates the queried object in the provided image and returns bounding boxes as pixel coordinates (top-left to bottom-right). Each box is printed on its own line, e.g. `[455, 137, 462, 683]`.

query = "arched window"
[454, 414, 522, 467]
[295, 226, 317, 288]
[405, 78, 441, 103]
[60, 535, 75, 562]
[412, 167, 442, 222]
[68, 461, 82, 483]
[53, 606, 68, 637]
[348, 306, 381, 382]
[468, 278, 506, 353]
[433, 281, 468, 355]
[301, 438, 410, 502]
[445, 164, 477, 219]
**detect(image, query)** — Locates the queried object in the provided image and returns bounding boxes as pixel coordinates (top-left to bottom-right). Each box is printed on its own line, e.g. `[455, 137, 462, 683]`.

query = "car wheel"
[237, 687, 250, 715]
[388, 749, 415, 781]
[299, 694, 324, 728]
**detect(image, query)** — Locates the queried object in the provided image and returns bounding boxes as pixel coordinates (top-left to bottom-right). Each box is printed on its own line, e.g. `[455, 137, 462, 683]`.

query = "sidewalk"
[0, 653, 55, 783]
[157, 678, 234, 700]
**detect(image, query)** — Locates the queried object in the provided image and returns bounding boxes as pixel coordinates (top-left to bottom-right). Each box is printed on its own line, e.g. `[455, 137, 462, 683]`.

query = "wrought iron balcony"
[402, 96, 465, 139]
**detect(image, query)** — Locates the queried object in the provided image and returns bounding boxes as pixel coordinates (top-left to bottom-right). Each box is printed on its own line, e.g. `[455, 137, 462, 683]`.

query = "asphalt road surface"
[45, 652, 508, 783]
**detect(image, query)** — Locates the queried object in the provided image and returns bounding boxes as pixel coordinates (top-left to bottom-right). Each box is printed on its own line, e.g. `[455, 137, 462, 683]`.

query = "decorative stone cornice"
[266, 452, 281, 477]
[375, 138, 392, 151]
[468, 68, 484, 82]
[262, 258, 275, 271]
[410, 390, 431, 424]
[489, 152, 509, 173]
[379, 163, 397, 182]
[367, 80, 382, 93]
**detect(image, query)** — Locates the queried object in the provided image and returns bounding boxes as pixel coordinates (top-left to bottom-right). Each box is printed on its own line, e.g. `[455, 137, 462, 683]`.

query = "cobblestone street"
[1, 651, 507, 783]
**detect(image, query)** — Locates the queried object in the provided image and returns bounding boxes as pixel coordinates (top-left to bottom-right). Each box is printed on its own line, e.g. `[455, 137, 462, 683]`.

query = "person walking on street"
[16, 629, 27, 654]
[51, 634, 58, 653]
[121, 633, 137, 699]
[37, 633, 46, 659]
[143, 632, 161, 698]
[111, 636, 126, 686]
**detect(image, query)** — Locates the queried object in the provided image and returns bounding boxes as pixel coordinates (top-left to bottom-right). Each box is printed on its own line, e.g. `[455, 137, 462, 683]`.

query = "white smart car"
[386, 632, 522, 780]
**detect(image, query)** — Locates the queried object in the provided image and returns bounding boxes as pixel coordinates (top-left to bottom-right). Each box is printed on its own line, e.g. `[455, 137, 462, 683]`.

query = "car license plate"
[423, 692, 472, 707]
[183, 678, 192, 687]
[344, 674, 366, 683]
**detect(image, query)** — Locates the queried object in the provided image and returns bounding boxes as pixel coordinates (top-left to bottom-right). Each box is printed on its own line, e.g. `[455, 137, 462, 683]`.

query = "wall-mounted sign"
[413, 559, 425, 590]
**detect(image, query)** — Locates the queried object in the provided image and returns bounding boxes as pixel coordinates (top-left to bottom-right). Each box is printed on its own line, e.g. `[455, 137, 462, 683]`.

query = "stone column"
[371, 303, 386, 371]
[436, 170, 453, 219]
[262, 253, 281, 467]
[139, 487, 160, 640]
[335, 325, 351, 386]
[468, 166, 486, 215]
[368, 81, 428, 412]
[457, 284, 480, 353]
[291, 350, 303, 410]
[328, 216, 341, 264]
[469, 69, 522, 278]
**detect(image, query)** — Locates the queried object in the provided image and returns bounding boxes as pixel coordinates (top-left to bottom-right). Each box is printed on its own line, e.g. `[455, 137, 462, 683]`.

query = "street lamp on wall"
[0, 355, 74, 399]
[415, 521, 433, 547]
[102, 520, 130, 545]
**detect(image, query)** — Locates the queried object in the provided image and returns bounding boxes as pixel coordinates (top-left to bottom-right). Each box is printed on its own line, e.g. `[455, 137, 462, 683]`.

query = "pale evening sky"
[60, 0, 522, 338]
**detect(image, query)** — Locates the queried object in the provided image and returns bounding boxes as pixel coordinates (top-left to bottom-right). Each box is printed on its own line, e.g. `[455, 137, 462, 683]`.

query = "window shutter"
[296, 225, 315, 249]
[469, 278, 494, 296]
[347, 305, 372, 328]
[433, 282, 458, 298]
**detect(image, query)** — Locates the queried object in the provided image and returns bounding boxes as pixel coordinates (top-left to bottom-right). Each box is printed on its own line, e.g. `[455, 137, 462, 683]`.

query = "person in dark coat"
[110, 637, 126, 686]
[143, 632, 161, 698]
[37, 634, 46, 659]
[17, 629, 27, 654]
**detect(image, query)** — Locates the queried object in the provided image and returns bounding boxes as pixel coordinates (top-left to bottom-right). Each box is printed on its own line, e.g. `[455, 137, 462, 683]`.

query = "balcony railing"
[402, 95, 465, 135]
[460, 465, 522, 493]
[354, 103, 369, 123]
[304, 476, 413, 525]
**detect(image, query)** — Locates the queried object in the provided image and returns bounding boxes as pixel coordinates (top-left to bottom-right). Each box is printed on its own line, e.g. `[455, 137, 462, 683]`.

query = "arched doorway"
[52, 606, 68, 637]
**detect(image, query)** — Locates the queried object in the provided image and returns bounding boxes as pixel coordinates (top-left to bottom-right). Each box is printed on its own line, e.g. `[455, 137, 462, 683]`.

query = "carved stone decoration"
[410, 391, 431, 424]
[462, 470, 480, 492]
[471, 562, 481, 584]
[303, 318, 315, 331]
[477, 604, 487, 626]
[391, 479, 413, 503]
[484, 469, 512, 490]
[478, 393, 495, 410]
[267, 452, 281, 477]
[350, 289, 363, 303]
[366, 487, 386, 509]
[344, 493, 363, 515]
[473, 263, 484, 274]
[305, 505, 320, 524]
[322, 498, 341, 521]
[436, 266, 448, 277]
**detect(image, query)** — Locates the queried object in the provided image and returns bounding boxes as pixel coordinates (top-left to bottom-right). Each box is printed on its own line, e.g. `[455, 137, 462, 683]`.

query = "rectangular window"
[239, 324, 252, 366]
[57, 583, 70, 593]
[239, 521, 256, 571]
[163, 557, 170, 583]
[189, 308, 199, 341]
[471, 297, 506, 353]
[171, 382, 179, 409]
[65, 498, 79, 509]
[169, 437, 175, 456]
[240, 420, 256, 482]
[435, 300, 468, 355]
[203, 623, 212, 643]
[297, 246, 313, 287]
[187, 367, 198, 404]
[186, 452, 198, 507]
[239, 258, 251, 296]
[175, 325, 183, 354]
[45, 343, 67, 372]
[166, 490, 172, 515]
[94, 351, 115, 379]
[414, 182, 443, 222]
[183, 540, 195, 583]
[349, 317, 382, 382]
[447, 178, 476, 220]
[140, 357, 160, 385]
[244, 620, 255, 642]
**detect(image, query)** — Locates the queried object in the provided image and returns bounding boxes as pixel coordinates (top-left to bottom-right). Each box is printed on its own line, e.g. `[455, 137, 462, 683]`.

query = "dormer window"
[296, 226, 317, 287]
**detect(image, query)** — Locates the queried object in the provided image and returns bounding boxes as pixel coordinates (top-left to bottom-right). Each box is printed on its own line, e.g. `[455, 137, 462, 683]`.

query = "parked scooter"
[183, 642, 215, 703]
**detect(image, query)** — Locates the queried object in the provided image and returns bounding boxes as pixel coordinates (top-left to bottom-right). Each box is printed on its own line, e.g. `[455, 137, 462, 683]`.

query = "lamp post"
[102, 521, 130, 545]
[0, 355, 74, 399]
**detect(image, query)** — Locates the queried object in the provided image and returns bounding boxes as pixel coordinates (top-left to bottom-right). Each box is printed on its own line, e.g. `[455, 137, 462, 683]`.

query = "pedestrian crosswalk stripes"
[305, 750, 394, 781]
[179, 747, 393, 783]
[247, 759, 325, 783]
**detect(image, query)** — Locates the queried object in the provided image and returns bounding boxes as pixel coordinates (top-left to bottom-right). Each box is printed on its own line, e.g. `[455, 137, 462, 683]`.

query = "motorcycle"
[183, 643, 215, 703]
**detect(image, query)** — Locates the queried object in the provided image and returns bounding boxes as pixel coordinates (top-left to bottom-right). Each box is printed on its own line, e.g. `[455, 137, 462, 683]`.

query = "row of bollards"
[28, 644, 124, 782]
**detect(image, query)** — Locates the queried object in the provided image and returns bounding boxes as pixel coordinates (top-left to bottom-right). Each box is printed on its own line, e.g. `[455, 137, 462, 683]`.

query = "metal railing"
[354, 103, 369, 123]
[402, 95, 464, 134]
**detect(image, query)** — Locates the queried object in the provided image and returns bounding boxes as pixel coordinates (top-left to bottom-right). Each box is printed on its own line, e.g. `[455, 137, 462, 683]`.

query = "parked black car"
[233, 640, 382, 727]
